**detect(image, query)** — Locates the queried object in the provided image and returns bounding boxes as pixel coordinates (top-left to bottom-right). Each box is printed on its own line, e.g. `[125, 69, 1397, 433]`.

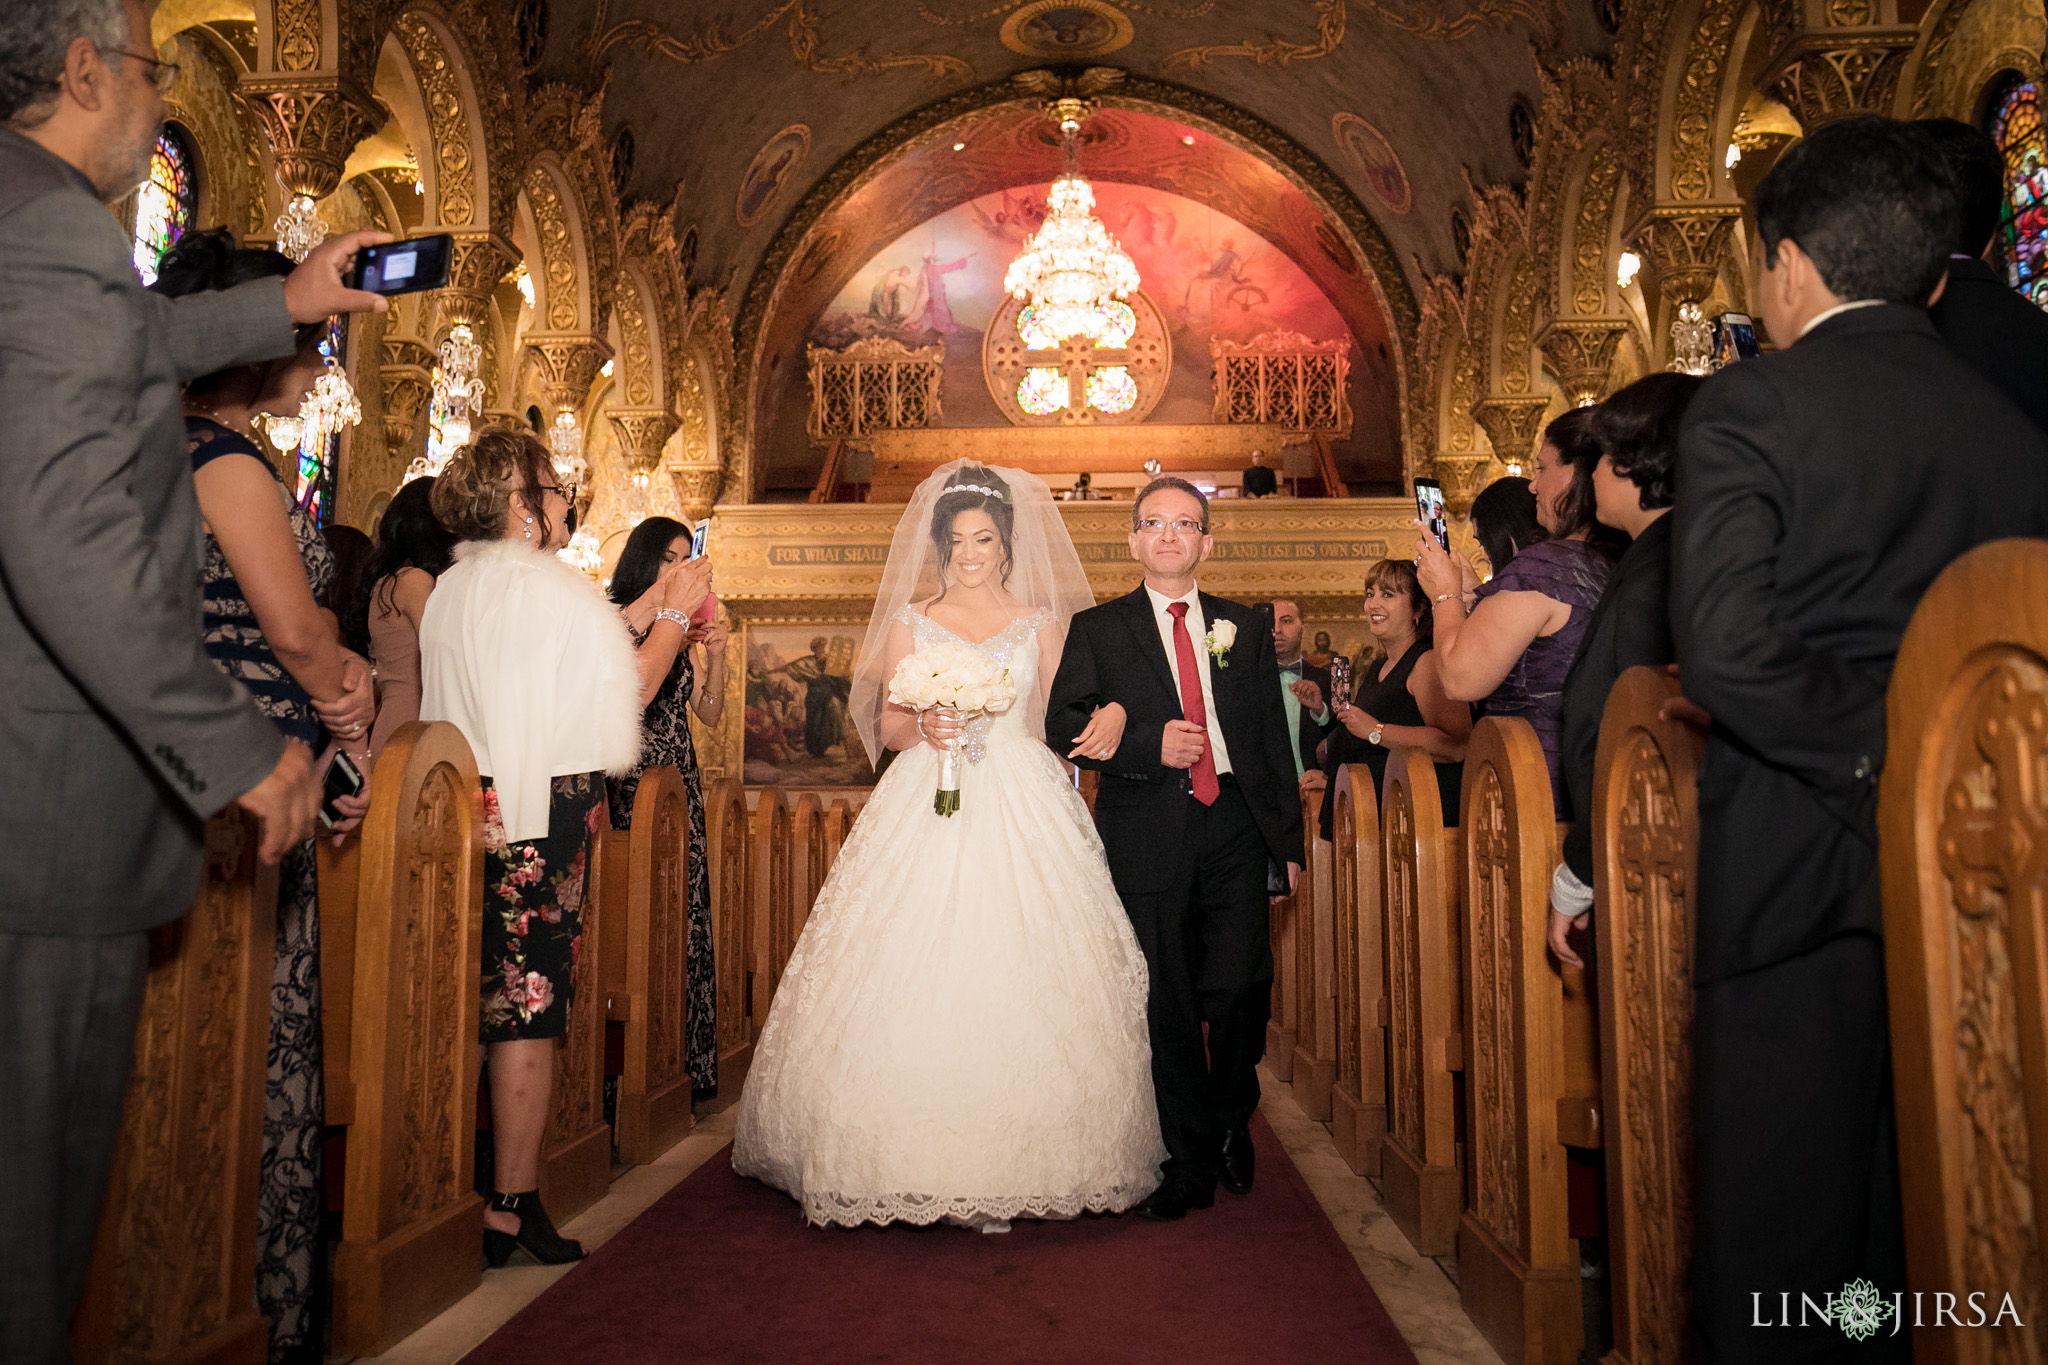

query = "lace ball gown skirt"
[732, 729, 1165, 1228]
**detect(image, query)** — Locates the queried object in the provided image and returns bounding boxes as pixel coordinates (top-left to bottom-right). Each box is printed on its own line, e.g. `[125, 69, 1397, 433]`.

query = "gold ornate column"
[435, 232, 520, 334]
[236, 77, 382, 201]
[1630, 208, 1742, 309]
[1537, 322, 1629, 408]
[1767, 27, 1918, 128]
[608, 410, 680, 475]
[1463, 396, 1553, 508]
[380, 340, 434, 456]
[526, 335, 614, 417]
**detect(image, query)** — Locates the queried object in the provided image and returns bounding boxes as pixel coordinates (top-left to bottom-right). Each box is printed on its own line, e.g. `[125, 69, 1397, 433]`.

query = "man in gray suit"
[0, 2, 387, 1356]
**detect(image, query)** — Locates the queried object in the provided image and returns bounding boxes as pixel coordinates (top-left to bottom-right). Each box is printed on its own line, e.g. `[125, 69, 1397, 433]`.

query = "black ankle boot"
[483, 1189, 586, 1267]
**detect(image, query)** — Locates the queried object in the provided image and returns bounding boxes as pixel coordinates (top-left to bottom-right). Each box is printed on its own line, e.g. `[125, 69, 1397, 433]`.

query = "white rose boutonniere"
[1204, 617, 1237, 668]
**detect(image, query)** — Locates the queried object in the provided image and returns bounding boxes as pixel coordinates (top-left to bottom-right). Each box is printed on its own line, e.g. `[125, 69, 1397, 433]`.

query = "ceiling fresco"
[546, 0, 1614, 305]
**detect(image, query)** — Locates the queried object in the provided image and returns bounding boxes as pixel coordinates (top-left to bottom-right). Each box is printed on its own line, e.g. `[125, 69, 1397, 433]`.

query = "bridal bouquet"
[889, 641, 1018, 816]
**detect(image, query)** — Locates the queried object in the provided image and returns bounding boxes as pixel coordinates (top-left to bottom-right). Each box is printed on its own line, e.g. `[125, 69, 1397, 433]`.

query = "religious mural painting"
[1330, 112, 1412, 215]
[745, 625, 875, 786]
[1989, 75, 2048, 309]
[736, 124, 813, 229]
[809, 181, 1355, 432]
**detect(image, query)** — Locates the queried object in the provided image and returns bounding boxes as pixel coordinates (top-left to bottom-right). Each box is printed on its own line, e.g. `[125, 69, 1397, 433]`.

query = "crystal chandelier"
[1669, 301, 1715, 376]
[559, 526, 603, 579]
[548, 409, 587, 487]
[407, 324, 485, 482]
[274, 194, 325, 263]
[1002, 102, 1140, 346]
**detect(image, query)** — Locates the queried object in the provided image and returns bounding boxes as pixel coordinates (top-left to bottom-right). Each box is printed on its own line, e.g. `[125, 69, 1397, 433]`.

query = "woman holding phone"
[605, 515, 724, 1096]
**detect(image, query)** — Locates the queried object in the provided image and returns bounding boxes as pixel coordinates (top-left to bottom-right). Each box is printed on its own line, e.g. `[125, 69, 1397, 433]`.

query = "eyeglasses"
[109, 48, 179, 93]
[538, 482, 576, 503]
[1134, 517, 1206, 536]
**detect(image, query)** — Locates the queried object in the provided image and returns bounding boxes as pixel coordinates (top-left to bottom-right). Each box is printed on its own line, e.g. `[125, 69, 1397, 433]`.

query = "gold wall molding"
[1768, 29, 1919, 126]
[585, 0, 973, 83]
[237, 76, 382, 199]
[1537, 320, 1627, 406]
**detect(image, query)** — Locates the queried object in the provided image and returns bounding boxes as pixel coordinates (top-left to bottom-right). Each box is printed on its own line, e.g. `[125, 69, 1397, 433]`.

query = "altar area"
[696, 495, 1415, 788]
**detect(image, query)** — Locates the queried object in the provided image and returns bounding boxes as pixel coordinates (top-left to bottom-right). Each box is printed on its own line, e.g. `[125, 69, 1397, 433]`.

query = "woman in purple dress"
[1415, 409, 1612, 815]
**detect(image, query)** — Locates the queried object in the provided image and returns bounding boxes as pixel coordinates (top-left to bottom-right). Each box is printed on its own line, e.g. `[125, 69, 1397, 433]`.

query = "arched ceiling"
[537, 0, 1616, 306]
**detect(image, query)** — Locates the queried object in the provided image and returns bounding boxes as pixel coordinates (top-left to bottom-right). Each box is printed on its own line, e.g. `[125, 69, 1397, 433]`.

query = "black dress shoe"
[1133, 1177, 1217, 1222]
[1220, 1127, 1255, 1194]
[483, 1189, 586, 1267]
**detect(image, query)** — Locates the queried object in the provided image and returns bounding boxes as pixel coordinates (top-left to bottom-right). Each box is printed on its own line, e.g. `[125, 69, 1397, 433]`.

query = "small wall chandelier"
[274, 194, 325, 264]
[1002, 99, 1140, 346]
[408, 324, 485, 481]
[547, 409, 586, 487]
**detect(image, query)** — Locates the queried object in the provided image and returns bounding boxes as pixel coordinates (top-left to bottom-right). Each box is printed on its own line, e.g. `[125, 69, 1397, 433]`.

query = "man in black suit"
[1671, 116, 2048, 1361]
[1241, 449, 1278, 497]
[1918, 117, 2048, 432]
[1547, 373, 1699, 968]
[1047, 478, 1305, 1220]
[1268, 597, 1333, 779]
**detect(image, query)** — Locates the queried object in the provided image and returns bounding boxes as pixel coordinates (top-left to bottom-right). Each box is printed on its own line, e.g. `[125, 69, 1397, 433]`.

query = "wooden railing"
[1458, 716, 1600, 1365]
[1379, 745, 1464, 1256]
[1593, 668, 1702, 1365]
[1328, 763, 1386, 1176]
[1266, 845, 1301, 1083]
[613, 766, 695, 1166]
[1291, 785, 1338, 1120]
[74, 810, 276, 1365]
[791, 792, 828, 940]
[539, 790, 611, 1225]
[1880, 539, 2048, 1365]
[705, 778, 753, 1101]
[824, 796, 856, 866]
[329, 721, 486, 1356]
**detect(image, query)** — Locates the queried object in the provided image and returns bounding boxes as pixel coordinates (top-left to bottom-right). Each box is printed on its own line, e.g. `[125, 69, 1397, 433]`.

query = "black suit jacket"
[1047, 587, 1305, 893]
[1279, 658, 1333, 776]
[1671, 303, 2048, 982]
[1929, 256, 2048, 435]
[1557, 515, 1673, 884]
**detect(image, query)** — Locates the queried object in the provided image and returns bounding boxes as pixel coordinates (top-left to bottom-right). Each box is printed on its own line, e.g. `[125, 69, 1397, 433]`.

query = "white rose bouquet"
[888, 641, 1019, 816]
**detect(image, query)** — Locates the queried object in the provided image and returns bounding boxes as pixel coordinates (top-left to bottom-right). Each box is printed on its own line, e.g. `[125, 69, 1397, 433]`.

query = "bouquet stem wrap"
[935, 741, 962, 817]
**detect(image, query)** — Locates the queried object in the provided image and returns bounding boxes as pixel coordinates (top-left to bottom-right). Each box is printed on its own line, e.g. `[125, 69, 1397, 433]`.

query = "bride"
[732, 461, 1163, 1230]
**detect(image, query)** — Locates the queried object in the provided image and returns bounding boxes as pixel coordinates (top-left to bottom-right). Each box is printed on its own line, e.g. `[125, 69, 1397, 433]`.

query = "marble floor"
[342, 1070, 1501, 1365]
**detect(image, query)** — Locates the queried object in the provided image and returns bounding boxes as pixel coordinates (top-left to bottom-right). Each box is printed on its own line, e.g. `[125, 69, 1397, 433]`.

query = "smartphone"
[348, 234, 454, 295]
[690, 521, 710, 559]
[1713, 312, 1760, 366]
[318, 749, 365, 831]
[1415, 477, 1451, 552]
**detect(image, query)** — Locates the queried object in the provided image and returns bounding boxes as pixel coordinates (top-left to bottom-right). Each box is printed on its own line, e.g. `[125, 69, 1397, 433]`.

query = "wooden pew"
[750, 787, 794, 1032]
[1592, 667, 1702, 1365]
[1458, 716, 1601, 1365]
[73, 810, 277, 1365]
[824, 796, 855, 870]
[1329, 762, 1388, 1177]
[611, 766, 695, 1167]
[705, 778, 753, 1105]
[330, 721, 487, 1356]
[538, 796, 612, 1225]
[319, 837, 361, 1125]
[1291, 785, 1339, 1120]
[1879, 538, 2048, 1364]
[1380, 744, 1464, 1256]
[1266, 856, 1301, 1083]
[791, 792, 828, 937]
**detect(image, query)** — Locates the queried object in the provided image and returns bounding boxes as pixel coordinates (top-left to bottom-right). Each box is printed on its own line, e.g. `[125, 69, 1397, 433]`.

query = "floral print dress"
[479, 773, 606, 1041]
[607, 638, 717, 1094]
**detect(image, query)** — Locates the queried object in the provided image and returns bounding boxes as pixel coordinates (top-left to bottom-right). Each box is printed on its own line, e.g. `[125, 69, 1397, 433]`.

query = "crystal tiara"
[946, 483, 1008, 501]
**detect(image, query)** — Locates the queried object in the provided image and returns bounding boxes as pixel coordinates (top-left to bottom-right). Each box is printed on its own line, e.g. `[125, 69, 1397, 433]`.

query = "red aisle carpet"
[460, 1113, 1417, 1364]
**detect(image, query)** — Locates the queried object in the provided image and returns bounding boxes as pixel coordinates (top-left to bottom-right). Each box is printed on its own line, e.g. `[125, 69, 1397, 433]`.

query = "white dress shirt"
[1144, 582, 1233, 775]
[420, 539, 644, 843]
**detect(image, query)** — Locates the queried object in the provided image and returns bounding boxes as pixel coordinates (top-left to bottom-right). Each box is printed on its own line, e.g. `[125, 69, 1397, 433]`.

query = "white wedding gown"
[732, 607, 1164, 1228]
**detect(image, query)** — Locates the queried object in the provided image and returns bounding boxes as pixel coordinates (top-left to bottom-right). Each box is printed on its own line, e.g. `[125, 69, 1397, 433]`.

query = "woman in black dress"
[606, 517, 724, 1095]
[1313, 558, 1471, 833]
[154, 229, 376, 1364]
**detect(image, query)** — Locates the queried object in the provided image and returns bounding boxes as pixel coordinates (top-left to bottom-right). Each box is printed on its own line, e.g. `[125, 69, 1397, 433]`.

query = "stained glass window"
[132, 128, 196, 286]
[1989, 77, 2048, 309]
[1017, 367, 1069, 416]
[1090, 301, 1137, 349]
[1085, 365, 1138, 414]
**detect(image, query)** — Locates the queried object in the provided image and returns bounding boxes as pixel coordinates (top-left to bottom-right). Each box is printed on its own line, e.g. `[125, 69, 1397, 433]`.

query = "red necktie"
[1167, 601, 1220, 806]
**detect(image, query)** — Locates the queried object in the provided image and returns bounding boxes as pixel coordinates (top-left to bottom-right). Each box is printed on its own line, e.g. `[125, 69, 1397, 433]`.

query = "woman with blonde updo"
[419, 427, 645, 1267]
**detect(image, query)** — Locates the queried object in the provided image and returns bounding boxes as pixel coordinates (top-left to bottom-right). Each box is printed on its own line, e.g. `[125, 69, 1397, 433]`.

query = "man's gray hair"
[2, 0, 131, 125]
[1132, 476, 1211, 532]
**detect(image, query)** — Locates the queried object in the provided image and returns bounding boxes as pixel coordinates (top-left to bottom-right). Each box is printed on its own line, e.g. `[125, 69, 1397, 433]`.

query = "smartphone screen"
[350, 234, 454, 295]
[690, 521, 710, 559]
[1415, 478, 1450, 552]
[318, 750, 364, 830]
[1714, 312, 1760, 365]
